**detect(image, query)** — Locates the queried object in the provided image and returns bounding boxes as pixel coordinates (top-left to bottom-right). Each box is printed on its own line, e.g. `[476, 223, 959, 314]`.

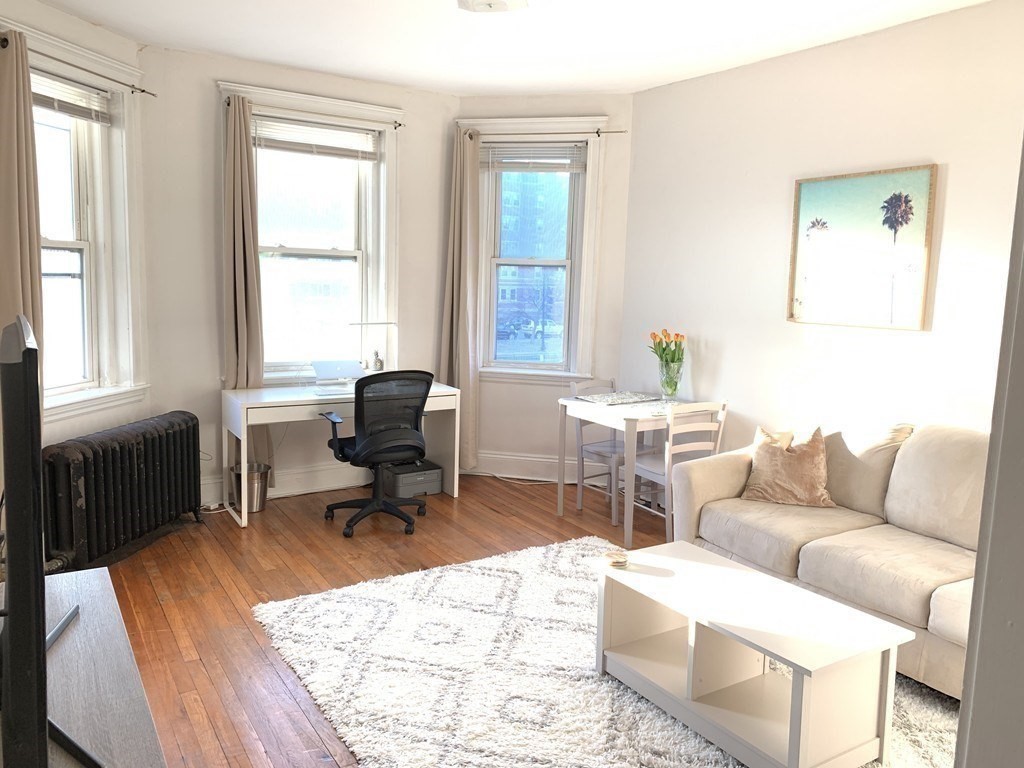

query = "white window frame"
[2, 15, 151, 422]
[459, 116, 607, 381]
[218, 82, 403, 384]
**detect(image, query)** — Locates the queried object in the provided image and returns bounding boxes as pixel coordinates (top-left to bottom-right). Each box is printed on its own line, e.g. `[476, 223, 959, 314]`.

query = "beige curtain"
[223, 95, 272, 470]
[440, 126, 480, 469]
[0, 29, 44, 489]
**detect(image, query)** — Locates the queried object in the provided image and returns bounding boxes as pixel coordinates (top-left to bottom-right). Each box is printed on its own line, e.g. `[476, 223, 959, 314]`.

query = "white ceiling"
[42, 0, 987, 96]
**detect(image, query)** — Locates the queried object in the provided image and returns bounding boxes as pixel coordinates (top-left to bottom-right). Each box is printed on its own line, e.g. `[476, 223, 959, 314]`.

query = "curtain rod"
[226, 96, 404, 130]
[474, 128, 627, 138]
[29, 48, 157, 97]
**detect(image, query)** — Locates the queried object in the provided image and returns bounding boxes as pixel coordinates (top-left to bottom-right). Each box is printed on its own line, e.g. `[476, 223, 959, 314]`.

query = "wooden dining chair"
[625, 401, 728, 542]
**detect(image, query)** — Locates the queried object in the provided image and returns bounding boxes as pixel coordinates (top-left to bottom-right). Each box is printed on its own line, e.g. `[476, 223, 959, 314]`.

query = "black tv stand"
[0, 570, 165, 767]
[43, 605, 103, 768]
[0, 604, 103, 767]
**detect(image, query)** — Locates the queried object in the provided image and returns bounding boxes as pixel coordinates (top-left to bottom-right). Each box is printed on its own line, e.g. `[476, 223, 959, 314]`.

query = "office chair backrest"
[351, 370, 434, 464]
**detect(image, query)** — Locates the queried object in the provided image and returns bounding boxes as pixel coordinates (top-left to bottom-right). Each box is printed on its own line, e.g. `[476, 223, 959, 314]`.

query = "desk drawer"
[248, 402, 356, 426]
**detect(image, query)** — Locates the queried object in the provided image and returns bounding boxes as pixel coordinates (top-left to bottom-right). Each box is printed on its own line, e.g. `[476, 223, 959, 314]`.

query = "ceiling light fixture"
[457, 0, 528, 12]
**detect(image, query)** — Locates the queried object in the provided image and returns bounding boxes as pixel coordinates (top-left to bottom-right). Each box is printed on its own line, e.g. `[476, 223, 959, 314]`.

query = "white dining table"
[556, 395, 672, 548]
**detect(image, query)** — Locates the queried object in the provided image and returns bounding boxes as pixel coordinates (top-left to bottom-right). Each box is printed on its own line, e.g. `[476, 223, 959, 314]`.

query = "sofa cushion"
[884, 425, 988, 550]
[798, 525, 976, 628]
[929, 578, 973, 648]
[824, 425, 913, 518]
[698, 497, 882, 577]
[741, 427, 835, 508]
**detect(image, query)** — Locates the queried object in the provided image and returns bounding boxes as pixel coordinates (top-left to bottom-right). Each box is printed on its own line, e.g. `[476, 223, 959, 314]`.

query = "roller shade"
[30, 71, 111, 126]
[481, 142, 586, 173]
[253, 115, 379, 161]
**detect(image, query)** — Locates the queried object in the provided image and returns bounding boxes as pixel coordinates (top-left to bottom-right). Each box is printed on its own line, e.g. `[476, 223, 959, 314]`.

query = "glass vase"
[658, 359, 683, 399]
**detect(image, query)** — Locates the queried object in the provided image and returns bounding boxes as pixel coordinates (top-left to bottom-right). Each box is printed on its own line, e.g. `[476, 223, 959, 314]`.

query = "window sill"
[479, 368, 591, 386]
[44, 384, 150, 424]
[261, 370, 316, 386]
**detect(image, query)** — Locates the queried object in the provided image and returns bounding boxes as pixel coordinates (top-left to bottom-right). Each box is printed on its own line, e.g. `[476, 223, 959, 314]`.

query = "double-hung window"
[471, 117, 606, 377]
[31, 65, 142, 411]
[252, 113, 391, 379]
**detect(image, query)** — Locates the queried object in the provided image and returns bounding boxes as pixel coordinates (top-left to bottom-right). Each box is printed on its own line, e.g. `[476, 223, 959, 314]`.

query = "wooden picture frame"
[788, 164, 937, 330]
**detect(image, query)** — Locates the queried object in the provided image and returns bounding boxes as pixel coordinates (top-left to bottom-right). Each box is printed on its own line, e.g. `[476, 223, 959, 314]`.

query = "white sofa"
[671, 424, 989, 699]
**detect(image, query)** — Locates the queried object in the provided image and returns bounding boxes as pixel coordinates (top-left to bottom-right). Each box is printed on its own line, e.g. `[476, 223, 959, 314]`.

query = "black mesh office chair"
[320, 370, 434, 537]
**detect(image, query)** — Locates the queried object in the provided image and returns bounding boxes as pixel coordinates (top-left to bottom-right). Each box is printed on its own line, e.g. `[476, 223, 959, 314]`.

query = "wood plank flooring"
[108, 476, 667, 768]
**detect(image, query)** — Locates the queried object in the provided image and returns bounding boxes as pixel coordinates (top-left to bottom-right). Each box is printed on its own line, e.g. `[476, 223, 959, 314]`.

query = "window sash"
[253, 129, 375, 373]
[40, 241, 97, 392]
[489, 261, 571, 368]
[482, 144, 587, 371]
[35, 96, 103, 392]
[258, 249, 363, 371]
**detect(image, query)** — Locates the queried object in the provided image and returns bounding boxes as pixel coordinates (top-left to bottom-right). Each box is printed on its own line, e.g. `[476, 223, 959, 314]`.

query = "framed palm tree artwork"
[788, 164, 937, 330]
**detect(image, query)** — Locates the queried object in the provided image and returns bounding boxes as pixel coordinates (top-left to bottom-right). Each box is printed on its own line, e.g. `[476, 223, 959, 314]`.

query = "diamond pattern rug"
[253, 537, 959, 767]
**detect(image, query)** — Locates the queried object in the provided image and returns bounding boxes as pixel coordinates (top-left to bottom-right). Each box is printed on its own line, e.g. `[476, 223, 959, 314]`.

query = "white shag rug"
[253, 537, 959, 768]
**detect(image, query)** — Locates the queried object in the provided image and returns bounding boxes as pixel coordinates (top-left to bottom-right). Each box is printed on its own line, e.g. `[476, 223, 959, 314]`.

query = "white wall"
[620, 0, 1024, 448]
[456, 94, 634, 479]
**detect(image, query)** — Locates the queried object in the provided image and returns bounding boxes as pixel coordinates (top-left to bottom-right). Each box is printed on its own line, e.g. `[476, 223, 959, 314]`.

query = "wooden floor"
[108, 475, 667, 768]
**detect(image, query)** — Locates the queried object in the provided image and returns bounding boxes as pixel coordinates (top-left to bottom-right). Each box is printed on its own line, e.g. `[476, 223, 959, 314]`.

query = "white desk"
[222, 383, 461, 527]
[557, 396, 671, 548]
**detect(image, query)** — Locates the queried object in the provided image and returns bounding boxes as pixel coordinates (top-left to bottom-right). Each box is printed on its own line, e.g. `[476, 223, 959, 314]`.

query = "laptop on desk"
[312, 360, 366, 396]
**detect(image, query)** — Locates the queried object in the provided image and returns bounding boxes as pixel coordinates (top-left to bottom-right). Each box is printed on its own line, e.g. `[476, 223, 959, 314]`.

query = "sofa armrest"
[671, 448, 752, 543]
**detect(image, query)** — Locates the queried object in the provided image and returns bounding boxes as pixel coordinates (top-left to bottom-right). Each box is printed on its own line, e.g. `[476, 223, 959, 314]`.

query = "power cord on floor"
[472, 473, 614, 491]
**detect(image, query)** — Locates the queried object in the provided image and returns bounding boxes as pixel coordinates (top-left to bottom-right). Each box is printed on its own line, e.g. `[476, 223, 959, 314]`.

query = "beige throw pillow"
[824, 425, 914, 518]
[742, 427, 836, 508]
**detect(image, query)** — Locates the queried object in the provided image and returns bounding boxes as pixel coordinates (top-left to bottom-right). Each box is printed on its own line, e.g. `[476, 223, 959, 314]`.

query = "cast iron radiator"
[41, 410, 201, 571]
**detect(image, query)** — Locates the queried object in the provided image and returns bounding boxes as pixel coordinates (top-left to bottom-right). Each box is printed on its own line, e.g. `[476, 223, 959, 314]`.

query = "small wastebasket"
[232, 463, 271, 512]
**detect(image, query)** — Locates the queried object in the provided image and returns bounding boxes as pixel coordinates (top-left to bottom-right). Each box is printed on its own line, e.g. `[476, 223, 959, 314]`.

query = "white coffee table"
[596, 541, 915, 768]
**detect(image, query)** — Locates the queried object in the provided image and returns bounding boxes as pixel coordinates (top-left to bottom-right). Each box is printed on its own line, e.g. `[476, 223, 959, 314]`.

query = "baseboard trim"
[468, 450, 592, 482]
[201, 461, 370, 507]
[201, 452, 597, 507]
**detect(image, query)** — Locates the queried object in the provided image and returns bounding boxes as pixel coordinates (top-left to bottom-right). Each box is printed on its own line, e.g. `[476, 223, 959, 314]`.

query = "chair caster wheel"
[405, 523, 415, 535]
[343, 527, 354, 538]
[325, 510, 334, 521]
[416, 508, 427, 516]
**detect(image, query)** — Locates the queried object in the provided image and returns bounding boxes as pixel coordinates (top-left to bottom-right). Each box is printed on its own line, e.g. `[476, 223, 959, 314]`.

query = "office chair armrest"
[320, 412, 346, 461]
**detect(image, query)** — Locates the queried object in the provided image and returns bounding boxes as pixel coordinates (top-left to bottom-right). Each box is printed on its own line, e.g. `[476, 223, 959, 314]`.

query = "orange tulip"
[650, 331, 658, 342]
[662, 330, 671, 341]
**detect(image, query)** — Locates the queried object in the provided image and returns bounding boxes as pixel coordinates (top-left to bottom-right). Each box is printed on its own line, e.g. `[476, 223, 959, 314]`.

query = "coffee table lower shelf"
[604, 627, 791, 768]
